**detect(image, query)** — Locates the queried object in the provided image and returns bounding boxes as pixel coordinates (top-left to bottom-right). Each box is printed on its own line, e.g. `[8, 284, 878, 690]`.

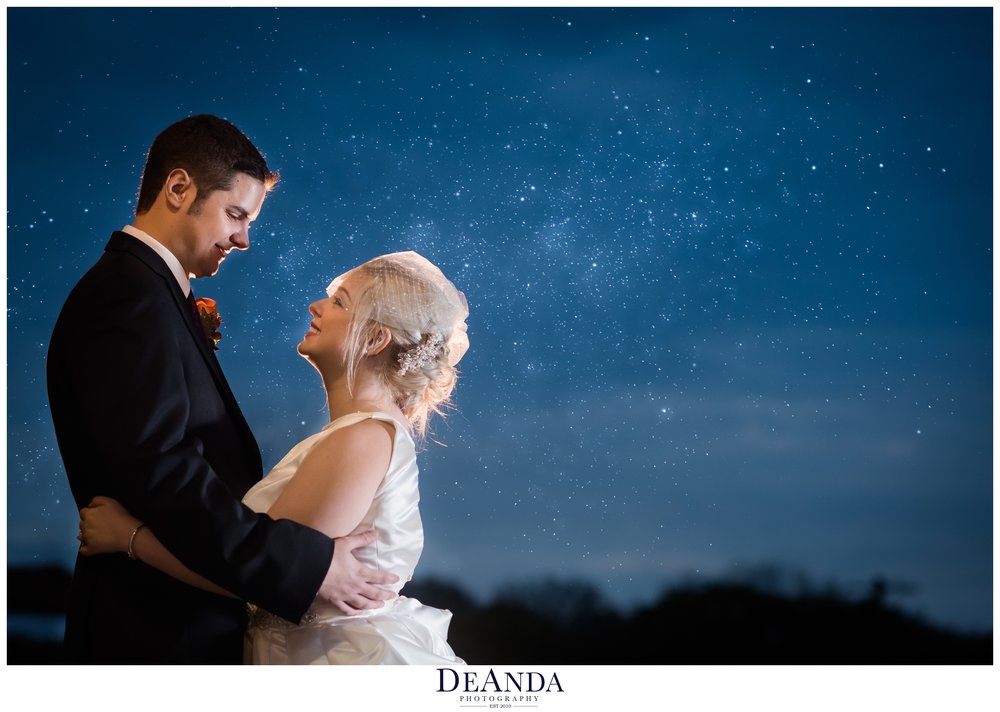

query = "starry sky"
[6, 6, 993, 633]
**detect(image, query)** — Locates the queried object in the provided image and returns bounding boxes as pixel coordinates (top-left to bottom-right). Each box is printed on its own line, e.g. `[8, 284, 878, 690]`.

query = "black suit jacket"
[47, 232, 334, 663]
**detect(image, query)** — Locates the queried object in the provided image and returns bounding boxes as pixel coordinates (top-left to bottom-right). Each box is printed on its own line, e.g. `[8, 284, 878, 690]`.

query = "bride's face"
[297, 269, 366, 370]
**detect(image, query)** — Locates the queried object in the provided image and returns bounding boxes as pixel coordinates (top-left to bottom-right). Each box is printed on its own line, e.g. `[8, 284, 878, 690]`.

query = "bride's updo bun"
[336, 252, 469, 439]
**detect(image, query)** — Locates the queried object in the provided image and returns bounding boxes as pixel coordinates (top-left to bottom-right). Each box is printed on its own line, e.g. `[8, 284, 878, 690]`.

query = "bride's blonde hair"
[331, 252, 469, 439]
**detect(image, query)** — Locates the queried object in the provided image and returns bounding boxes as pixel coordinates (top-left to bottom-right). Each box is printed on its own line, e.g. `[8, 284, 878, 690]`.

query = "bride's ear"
[365, 327, 392, 357]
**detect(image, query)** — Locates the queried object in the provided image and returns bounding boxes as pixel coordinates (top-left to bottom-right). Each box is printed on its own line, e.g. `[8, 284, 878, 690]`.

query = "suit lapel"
[104, 233, 262, 469]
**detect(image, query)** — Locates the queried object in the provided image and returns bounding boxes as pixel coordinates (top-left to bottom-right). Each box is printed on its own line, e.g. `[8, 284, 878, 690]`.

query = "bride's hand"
[79, 496, 142, 557]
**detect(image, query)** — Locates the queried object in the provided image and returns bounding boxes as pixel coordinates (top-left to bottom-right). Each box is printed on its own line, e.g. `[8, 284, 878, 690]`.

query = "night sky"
[6, 6, 992, 634]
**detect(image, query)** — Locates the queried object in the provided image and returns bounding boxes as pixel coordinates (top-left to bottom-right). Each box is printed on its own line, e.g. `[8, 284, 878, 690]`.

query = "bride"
[78, 251, 469, 665]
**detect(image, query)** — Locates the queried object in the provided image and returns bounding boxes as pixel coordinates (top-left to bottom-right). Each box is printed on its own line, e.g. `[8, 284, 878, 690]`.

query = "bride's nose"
[308, 300, 323, 317]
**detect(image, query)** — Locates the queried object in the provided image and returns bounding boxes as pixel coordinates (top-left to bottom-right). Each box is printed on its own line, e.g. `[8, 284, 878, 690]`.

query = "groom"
[47, 114, 396, 663]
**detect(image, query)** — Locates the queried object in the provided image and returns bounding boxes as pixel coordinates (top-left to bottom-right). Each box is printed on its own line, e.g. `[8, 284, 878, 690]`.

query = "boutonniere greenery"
[195, 297, 222, 351]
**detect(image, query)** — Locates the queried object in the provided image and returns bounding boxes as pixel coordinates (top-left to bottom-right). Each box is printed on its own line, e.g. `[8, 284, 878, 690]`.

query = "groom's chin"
[191, 264, 221, 279]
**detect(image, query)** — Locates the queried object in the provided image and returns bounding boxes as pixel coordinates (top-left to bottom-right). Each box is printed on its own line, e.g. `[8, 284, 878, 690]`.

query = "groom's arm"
[65, 268, 332, 621]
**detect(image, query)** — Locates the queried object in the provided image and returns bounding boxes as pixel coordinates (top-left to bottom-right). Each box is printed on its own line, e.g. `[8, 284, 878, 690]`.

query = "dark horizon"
[7, 564, 992, 665]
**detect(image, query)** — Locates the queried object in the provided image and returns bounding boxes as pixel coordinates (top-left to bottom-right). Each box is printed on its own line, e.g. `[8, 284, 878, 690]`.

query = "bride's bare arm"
[79, 496, 235, 599]
[265, 419, 394, 539]
[78, 418, 392, 603]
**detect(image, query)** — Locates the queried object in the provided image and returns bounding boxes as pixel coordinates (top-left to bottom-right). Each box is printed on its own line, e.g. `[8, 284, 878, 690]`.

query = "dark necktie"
[187, 290, 201, 323]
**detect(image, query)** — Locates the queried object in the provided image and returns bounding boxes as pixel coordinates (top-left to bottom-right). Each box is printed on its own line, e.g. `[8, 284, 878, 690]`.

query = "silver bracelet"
[127, 523, 146, 560]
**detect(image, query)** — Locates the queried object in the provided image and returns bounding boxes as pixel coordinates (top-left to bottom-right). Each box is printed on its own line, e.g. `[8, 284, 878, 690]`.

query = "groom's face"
[178, 172, 266, 278]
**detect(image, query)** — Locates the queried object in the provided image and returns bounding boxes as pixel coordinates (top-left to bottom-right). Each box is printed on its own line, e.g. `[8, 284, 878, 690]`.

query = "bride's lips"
[304, 321, 320, 338]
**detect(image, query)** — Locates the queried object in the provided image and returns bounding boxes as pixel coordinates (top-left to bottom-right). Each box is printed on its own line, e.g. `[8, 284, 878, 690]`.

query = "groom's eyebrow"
[229, 205, 251, 220]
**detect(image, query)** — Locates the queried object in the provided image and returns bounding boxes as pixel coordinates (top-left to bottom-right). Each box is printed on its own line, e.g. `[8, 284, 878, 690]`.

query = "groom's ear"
[163, 169, 195, 211]
[366, 327, 393, 357]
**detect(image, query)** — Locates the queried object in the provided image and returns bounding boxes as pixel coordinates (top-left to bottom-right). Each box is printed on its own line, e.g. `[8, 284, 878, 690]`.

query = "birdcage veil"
[326, 251, 469, 394]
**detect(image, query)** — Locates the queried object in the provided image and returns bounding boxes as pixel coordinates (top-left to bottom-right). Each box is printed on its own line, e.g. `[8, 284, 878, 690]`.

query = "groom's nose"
[229, 226, 250, 250]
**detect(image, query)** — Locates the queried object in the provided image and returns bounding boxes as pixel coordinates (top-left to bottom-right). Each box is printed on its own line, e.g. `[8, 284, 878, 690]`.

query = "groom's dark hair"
[135, 114, 279, 215]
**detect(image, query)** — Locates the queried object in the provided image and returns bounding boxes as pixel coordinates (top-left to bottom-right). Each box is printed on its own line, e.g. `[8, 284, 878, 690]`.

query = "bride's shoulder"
[327, 411, 408, 438]
[315, 415, 395, 458]
[285, 416, 394, 489]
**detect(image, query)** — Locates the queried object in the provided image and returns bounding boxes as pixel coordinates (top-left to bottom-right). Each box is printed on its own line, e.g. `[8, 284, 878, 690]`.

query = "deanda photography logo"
[436, 667, 565, 708]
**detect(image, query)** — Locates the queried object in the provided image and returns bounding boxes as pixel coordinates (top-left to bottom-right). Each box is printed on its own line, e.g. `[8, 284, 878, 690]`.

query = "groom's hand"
[319, 530, 399, 615]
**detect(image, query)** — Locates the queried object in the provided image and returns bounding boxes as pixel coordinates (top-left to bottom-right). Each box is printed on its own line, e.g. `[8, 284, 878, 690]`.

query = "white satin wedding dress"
[241, 411, 464, 665]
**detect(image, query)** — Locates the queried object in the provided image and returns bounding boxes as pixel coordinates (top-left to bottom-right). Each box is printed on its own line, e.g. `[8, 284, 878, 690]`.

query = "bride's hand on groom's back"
[79, 496, 141, 557]
[319, 529, 399, 615]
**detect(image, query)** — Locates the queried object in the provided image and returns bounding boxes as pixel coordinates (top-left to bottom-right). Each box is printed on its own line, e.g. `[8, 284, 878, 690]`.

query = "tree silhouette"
[8, 566, 991, 664]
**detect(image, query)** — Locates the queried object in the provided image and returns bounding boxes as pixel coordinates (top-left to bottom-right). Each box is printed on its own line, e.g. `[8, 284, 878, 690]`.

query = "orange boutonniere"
[195, 297, 222, 351]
